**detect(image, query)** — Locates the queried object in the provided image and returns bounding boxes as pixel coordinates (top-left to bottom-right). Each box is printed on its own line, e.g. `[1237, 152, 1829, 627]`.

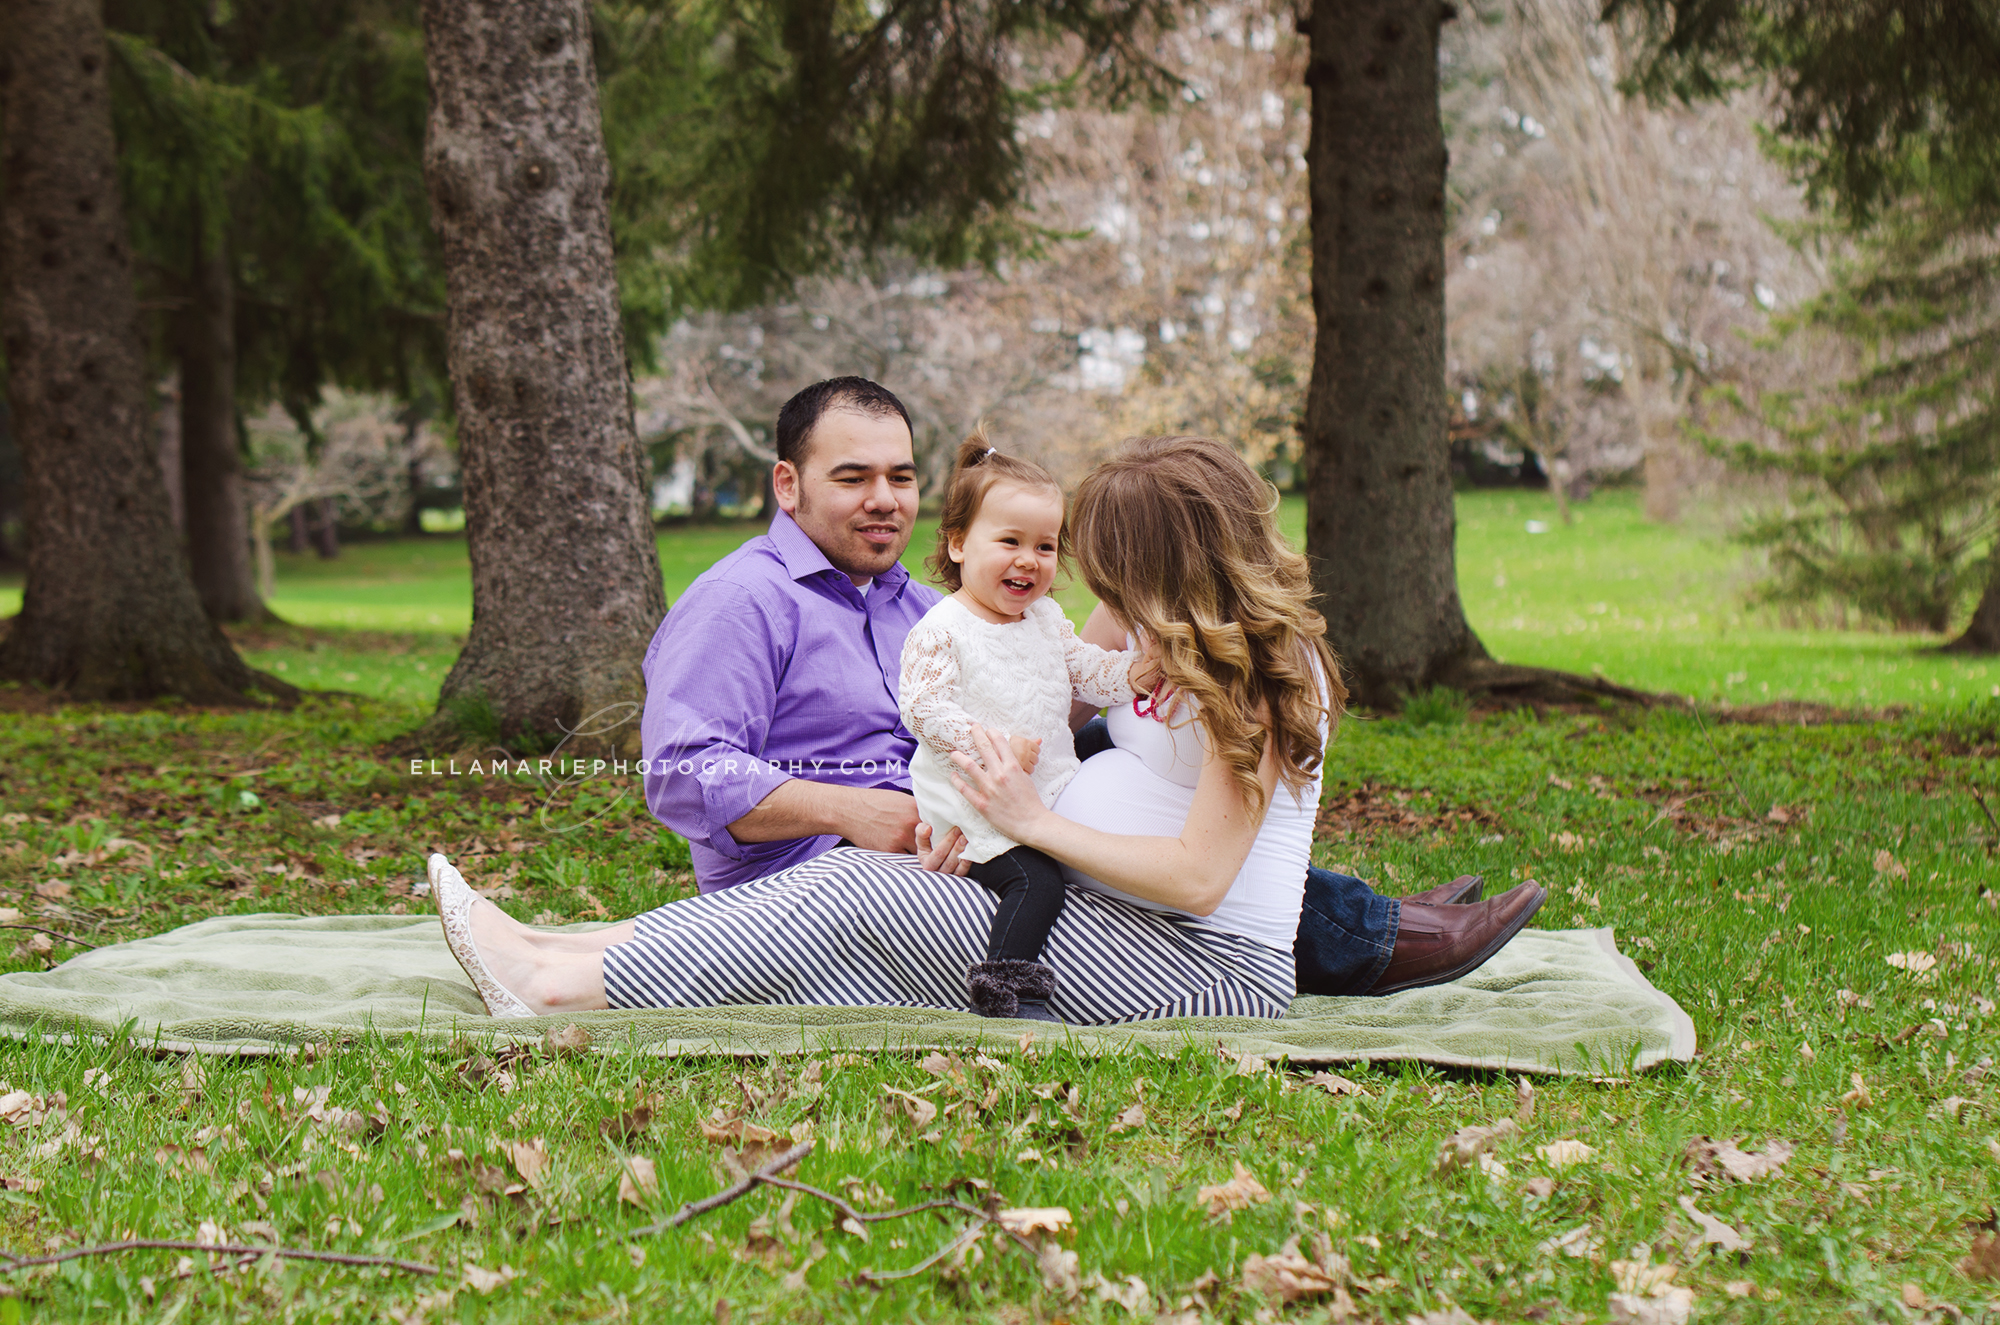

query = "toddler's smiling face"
[948, 481, 1064, 624]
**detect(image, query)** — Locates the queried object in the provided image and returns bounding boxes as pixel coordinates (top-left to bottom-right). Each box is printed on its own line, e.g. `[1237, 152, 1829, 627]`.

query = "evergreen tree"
[1615, 0, 2000, 651]
[1698, 195, 1998, 637]
[1298, 0, 1648, 707]
[0, 0, 293, 703]
[105, 0, 444, 621]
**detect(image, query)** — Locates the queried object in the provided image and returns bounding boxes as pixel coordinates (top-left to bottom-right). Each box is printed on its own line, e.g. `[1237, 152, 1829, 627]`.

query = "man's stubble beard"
[795, 486, 910, 581]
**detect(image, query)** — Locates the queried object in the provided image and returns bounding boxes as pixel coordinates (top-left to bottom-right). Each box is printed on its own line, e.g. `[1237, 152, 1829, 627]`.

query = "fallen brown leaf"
[1535, 1139, 1596, 1168]
[462, 1263, 517, 1294]
[1195, 1161, 1272, 1218]
[997, 1207, 1072, 1237]
[1962, 1232, 2000, 1281]
[1684, 1135, 1793, 1182]
[1037, 1242, 1080, 1298]
[1241, 1250, 1341, 1302]
[880, 1085, 939, 1128]
[618, 1156, 658, 1207]
[1086, 1272, 1153, 1313]
[542, 1024, 591, 1056]
[1437, 1119, 1519, 1172]
[1109, 1102, 1147, 1135]
[500, 1138, 549, 1192]
[1609, 1287, 1693, 1324]
[599, 1104, 654, 1143]
[1677, 1195, 1749, 1254]
[1305, 1072, 1367, 1097]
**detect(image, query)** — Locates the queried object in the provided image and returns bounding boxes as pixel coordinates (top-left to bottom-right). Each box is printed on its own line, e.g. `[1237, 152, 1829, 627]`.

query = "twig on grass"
[856, 1221, 989, 1283]
[0, 924, 101, 950]
[630, 1140, 818, 1236]
[1687, 700, 1757, 819]
[1968, 785, 1999, 856]
[757, 1177, 990, 1231]
[628, 1138, 1040, 1282]
[0, 1240, 436, 1276]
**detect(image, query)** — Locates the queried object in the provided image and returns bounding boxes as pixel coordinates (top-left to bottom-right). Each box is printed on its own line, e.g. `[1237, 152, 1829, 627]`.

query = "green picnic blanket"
[0, 914, 1695, 1075]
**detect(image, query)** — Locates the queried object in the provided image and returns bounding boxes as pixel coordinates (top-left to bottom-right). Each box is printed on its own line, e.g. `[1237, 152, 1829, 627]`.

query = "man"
[641, 377, 1542, 995]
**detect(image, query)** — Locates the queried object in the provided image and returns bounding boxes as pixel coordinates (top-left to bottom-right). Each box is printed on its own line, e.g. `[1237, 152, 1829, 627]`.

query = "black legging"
[966, 718, 1116, 963]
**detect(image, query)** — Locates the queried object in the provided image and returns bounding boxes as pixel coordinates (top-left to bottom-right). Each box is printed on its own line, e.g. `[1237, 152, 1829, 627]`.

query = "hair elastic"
[984, 447, 997, 457]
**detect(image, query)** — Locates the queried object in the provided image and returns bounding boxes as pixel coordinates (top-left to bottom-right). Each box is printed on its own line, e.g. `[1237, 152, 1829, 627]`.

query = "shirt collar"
[766, 508, 911, 595]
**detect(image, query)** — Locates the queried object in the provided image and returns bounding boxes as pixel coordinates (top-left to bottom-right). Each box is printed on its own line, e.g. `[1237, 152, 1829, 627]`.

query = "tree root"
[1434, 657, 1663, 708]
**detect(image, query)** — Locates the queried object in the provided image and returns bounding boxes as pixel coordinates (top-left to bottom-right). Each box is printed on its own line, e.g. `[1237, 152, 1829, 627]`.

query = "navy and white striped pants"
[602, 847, 1295, 1025]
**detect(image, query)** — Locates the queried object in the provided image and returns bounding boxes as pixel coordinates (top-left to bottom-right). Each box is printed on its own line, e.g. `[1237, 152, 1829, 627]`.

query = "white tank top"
[1050, 666, 1328, 952]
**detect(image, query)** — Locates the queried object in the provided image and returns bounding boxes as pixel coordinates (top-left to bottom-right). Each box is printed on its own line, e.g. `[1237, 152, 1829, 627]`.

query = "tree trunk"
[1943, 554, 2000, 655]
[400, 404, 428, 536]
[1296, 0, 1651, 713]
[178, 228, 272, 622]
[311, 496, 339, 559]
[155, 371, 184, 534]
[418, 0, 665, 755]
[289, 504, 310, 553]
[0, 0, 292, 705]
[1301, 0, 1486, 709]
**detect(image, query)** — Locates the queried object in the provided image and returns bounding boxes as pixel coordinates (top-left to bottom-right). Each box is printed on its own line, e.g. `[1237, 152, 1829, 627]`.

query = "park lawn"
[0, 675, 1995, 1321]
[8, 489, 1991, 709]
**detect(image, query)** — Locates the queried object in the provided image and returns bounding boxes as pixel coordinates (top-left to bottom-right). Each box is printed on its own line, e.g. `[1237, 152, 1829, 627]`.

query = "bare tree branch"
[0, 1240, 437, 1276]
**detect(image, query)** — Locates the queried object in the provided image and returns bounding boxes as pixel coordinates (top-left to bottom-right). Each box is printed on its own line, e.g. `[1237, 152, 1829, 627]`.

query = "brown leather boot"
[1400, 874, 1483, 907]
[1367, 882, 1546, 995]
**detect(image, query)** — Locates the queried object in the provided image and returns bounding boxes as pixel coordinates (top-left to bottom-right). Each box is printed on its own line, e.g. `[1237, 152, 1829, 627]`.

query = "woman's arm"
[949, 721, 1279, 917]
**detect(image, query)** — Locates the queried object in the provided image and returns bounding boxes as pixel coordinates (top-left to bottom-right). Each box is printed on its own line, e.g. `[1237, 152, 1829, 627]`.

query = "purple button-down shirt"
[640, 509, 944, 892]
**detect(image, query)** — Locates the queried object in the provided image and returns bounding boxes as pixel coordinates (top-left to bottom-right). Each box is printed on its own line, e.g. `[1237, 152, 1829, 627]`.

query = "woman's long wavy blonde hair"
[1071, 436, 1345, 816]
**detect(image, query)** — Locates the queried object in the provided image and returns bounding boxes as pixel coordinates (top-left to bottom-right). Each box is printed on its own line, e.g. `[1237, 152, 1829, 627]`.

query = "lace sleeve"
[899, 624, 980, 759]
[1059, 613, 1140, 708]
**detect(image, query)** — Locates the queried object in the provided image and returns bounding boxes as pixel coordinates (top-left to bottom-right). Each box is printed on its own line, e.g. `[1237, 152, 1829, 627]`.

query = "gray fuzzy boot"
[967, 959, 1059, 1022]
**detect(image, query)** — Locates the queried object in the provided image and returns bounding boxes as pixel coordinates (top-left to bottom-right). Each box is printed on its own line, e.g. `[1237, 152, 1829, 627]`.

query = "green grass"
[0, 687, 1997, 1321]
[8, 489, 1991, 708]
[1, 492, 1998, 1321]
[1451, 492, 2000, 709]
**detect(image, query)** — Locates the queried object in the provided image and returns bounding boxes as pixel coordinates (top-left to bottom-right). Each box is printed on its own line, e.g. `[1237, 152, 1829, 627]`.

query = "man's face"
[773, 407, 919, 584]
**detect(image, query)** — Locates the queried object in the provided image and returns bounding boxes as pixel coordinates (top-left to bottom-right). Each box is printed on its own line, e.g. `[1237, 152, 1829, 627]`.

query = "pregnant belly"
[1050, 749, 1194, 905]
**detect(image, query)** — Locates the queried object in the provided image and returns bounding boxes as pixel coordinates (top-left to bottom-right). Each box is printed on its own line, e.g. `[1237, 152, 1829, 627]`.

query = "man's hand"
[841, 787, 925, 854]
[729, 780, 921, 854]
[1009, 734, 1042, 776]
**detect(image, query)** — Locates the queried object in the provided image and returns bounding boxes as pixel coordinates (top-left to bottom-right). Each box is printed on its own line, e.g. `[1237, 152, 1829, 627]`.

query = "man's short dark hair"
[775, 377, 913, 469]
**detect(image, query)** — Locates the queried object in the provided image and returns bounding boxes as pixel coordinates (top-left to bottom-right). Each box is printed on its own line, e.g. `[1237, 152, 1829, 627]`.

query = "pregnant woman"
[432, 436, 1534, 1023]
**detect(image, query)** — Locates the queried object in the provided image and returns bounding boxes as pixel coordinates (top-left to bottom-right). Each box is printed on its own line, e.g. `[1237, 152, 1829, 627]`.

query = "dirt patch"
[223, 623, 463, 653]
[1708, 700, 1904, 726]
[1314, 783, 1501, 841]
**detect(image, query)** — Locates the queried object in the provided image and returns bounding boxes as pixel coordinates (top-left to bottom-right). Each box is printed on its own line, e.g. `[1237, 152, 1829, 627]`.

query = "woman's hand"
[949, 724, 1054, 844]
[914, 820, 970, 875]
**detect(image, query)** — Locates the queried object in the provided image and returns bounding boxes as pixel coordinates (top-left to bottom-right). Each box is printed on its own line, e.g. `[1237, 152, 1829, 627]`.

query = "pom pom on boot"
[967, 959, 1059, 1022]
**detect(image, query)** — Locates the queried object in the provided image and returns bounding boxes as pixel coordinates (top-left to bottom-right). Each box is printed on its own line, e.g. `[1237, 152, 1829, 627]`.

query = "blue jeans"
[1072, 717, 1398, 996]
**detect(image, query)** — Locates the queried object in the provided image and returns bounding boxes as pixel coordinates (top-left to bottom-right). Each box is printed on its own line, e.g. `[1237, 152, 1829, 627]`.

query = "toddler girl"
[900, 434, 1154, 1021]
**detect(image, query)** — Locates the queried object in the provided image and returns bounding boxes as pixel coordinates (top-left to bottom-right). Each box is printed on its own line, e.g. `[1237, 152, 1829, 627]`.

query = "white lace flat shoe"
[429, 853, 535, 1019]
